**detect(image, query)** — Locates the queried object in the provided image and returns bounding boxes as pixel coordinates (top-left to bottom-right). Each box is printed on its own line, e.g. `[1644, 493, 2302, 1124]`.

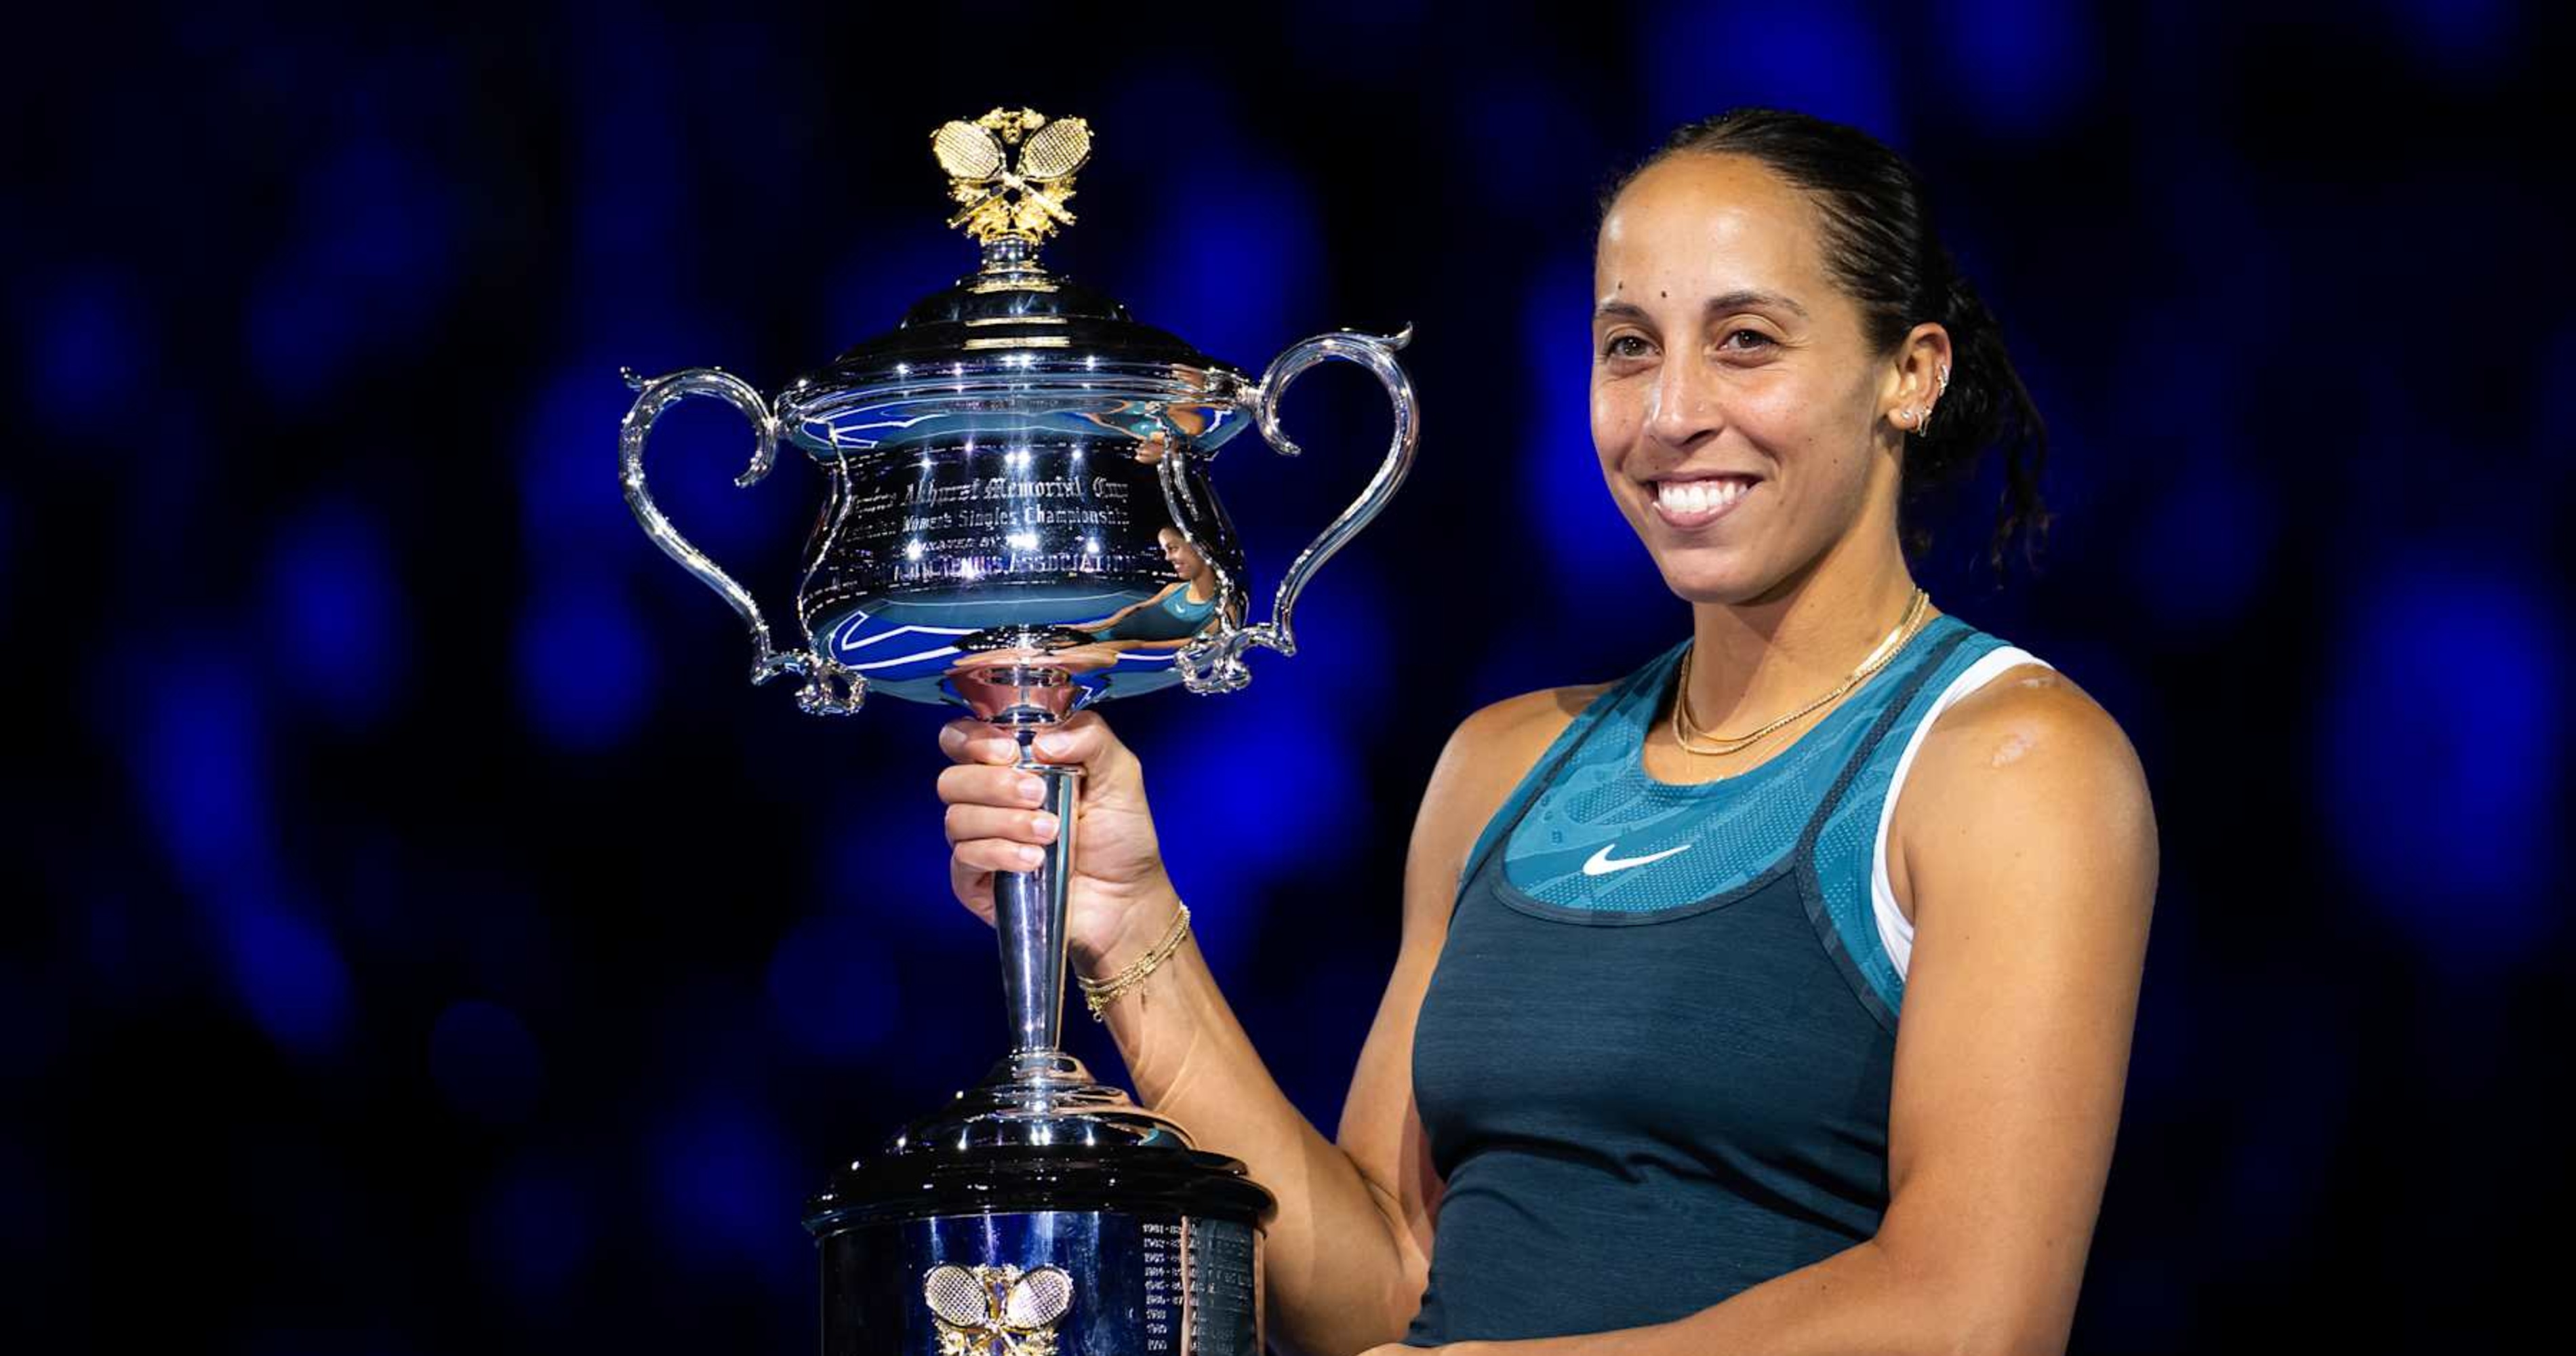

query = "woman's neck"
[1682, 533, 1934, 734]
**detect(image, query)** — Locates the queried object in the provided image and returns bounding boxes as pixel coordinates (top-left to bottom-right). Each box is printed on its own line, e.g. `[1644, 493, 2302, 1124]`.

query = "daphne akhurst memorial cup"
[616, 107, 1419, 1356]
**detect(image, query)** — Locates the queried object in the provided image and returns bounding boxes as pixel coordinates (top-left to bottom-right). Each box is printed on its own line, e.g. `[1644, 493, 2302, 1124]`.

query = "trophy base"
[805, 1052, 1275, 1356]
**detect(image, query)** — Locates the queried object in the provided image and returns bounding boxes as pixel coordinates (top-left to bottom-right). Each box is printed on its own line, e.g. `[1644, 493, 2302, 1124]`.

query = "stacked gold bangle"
[1079, 902, 1191, 1020]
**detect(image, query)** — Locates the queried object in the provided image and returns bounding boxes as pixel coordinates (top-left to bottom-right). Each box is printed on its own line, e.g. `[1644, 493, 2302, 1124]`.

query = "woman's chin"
[1651, 550, 1770, 605]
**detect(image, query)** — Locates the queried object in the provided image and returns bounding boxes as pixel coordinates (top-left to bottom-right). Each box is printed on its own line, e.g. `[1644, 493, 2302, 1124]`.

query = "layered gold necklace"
[1670, 588, 1933, 757]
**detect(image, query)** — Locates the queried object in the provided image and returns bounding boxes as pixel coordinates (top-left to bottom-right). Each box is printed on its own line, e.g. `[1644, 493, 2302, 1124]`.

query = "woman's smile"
[1646, 471, 1764, 530]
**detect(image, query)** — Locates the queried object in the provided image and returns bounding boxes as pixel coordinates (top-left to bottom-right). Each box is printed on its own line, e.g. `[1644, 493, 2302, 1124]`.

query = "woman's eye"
[1722, 329, 1776, 352]
[1602, 334, 1652, 360]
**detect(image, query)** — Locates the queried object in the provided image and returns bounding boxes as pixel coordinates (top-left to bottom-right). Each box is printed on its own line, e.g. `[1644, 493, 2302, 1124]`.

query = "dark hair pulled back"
[1602, 108, 2053, 581]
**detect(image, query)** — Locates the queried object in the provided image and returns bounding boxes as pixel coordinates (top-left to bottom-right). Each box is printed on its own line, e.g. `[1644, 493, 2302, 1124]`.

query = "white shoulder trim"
[1873, 645, 2055, 979]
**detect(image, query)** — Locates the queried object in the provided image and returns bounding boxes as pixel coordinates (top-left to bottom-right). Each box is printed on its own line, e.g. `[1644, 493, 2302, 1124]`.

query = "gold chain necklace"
[1670, 588, 1933, 757]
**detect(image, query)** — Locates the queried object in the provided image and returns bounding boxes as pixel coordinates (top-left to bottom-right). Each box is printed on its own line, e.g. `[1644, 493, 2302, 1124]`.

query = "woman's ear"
[1883, 323, 1954, 431]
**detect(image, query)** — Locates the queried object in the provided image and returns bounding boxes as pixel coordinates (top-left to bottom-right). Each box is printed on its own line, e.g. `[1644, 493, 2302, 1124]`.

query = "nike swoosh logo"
[1582, 842, 1692, 877]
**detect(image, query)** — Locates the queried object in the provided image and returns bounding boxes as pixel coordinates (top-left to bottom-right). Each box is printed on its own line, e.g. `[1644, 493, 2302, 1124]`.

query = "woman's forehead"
[1595, 155, 1826, 303]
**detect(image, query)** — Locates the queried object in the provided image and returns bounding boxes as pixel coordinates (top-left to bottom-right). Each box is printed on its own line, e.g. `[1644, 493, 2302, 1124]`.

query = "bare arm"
[1371, 671, 2158, 1356]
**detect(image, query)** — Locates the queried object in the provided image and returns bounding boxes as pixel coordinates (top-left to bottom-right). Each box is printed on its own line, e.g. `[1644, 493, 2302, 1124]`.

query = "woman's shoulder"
[1418, 641, 1686, 851]
[1919, 641, 2129, 771]
[1410, 675, 1630, 884]
[1450, 638, 1681, 753]
[1454, 681, 1617, 749]
[1428, 683, 1610, 810]
[1901, 647, 2152, 854]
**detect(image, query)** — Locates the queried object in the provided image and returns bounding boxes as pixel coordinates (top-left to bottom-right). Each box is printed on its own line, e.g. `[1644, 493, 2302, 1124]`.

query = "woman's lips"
[1648, 475, 1760, 530]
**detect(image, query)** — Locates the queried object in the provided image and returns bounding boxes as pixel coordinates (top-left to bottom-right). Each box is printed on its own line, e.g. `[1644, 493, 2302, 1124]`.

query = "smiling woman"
[1377, 111, 2156, 1355]
[938, 107, 2157, 1356]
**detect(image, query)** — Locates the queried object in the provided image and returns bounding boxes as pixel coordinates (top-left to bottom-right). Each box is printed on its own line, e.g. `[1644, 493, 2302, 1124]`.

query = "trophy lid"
[802, 1050, 1279, 1234]
[779, 108, 1256, 456]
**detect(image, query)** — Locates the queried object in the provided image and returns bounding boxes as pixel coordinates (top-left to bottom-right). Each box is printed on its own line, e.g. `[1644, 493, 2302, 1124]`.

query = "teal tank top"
[1088, 584, 1219, 643]
[1403, 614, 2050, 1345]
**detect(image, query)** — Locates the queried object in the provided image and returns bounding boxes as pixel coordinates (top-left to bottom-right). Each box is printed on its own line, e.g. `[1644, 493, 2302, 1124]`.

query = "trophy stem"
[994, 727, 1081, 1058]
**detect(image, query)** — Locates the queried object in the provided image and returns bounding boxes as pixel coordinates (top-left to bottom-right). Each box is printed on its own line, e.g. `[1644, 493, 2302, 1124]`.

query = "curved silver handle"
[618, 366, 864, 715]
[1177, 326, 1419, 694]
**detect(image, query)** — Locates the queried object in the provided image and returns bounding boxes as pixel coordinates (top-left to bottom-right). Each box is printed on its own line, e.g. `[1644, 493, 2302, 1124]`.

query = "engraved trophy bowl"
[617, 108, 1417, 1355]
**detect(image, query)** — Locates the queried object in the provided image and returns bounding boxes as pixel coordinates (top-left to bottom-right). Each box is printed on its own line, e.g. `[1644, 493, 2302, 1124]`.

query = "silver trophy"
[618, 108, 1416, 1356]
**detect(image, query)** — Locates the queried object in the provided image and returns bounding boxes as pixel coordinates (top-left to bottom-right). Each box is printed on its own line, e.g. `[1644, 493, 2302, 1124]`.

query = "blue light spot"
[2388, 0, 2516, 75]
[527, 361, 797, 585]
[264, 498, 409, 727]
[1250, 559, 1396, 719]
[1123, 168, 1321, 370]
[521, 367, 655, 556]
[1450, 77, 1597, 214]
[1644, 1, 1901, 144]
[2318, 561, 2561, 965]
[570, 26, 687, 292]
[245, 136, 461, 405]
[245, 268, 361, 410]
[133, 644, 270, 887]
[219, 893, 354, 1056]
[430, 1000, 545, 1127]
[1940, 0, 2095, 136]
[1144, 685, 1364, 974]
[515, 572, 654, 750]
[765, 913, 900, 1062]
[649, 1102, 797, 1270]
[475, 1157, 591, 1299]
[21, 268, 149, 435]
[813, 792, 973, 946]
[2125, 458, 2272, 631]
[1518, 264, 1665, 638]
[828, 228, 982, 346]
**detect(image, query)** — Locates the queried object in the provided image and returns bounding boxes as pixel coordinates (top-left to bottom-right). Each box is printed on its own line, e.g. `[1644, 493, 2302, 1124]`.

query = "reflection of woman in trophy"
[1072, 525, 1222, 651]
[940, 109, 2156, 1355]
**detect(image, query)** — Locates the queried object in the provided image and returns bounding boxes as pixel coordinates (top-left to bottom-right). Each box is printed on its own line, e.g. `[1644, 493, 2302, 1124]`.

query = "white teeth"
[1653, 477, 1753, 514]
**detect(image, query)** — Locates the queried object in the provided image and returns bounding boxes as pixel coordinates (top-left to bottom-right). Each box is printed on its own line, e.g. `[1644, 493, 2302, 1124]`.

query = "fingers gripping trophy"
[617, 108, 1419, 1356]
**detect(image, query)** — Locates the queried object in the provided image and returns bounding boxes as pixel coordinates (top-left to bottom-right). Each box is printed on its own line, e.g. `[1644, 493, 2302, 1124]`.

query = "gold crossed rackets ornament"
[921, 1262, 1076, 1356]
[932, 108, 1093, 246]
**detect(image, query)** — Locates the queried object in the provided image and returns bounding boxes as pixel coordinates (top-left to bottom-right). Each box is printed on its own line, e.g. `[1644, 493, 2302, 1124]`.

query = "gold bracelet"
[1078, 902, 1191, 1021]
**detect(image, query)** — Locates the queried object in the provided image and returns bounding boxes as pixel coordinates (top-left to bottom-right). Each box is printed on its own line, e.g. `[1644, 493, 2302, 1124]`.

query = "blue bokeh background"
[7, 3, 2569, 1351]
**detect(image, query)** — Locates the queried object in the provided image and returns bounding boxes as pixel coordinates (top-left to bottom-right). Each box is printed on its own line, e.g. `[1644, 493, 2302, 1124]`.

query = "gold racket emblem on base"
[923, 1262, 1077, 1356]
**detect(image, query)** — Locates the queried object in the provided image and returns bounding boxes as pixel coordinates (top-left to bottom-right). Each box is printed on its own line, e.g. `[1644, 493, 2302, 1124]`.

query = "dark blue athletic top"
[1402, 614, 2046, 1345]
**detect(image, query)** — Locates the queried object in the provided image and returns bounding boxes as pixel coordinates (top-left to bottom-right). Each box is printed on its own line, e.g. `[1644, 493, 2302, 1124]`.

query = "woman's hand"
[938, 710, 1181, 974]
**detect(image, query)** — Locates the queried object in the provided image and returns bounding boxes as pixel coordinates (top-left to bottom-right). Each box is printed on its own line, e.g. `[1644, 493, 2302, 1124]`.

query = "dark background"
[7, 3, 2571, 1352]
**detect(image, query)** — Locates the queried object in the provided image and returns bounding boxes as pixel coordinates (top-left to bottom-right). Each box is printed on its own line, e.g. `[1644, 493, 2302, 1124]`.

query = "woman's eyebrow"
[1706, 288, 1809, 319]
[1593, 290, 1809, 323]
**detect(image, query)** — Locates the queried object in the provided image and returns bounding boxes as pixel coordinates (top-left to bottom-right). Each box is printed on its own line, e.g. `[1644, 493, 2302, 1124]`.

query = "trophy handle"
[618, 366, 864, 715]
[1175, 325, 1420, 694]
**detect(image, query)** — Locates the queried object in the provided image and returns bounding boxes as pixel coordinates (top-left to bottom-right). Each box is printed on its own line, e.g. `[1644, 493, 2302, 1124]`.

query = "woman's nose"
[1646, 356, 1721, 448]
